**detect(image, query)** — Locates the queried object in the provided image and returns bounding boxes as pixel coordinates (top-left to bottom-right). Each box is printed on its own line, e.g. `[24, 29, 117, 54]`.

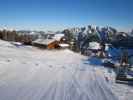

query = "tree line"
[0, 30, 38, 45]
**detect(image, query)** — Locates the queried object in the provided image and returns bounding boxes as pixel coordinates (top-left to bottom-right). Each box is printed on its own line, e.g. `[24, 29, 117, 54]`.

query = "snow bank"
[0, 40, 15, 48]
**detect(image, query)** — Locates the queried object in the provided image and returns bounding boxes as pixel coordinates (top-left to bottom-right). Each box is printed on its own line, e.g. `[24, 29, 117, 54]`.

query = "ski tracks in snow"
[0, 42, 118, 100]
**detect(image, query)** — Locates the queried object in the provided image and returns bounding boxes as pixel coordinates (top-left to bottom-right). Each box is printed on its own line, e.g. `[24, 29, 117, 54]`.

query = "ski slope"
[0, 40, 118, 100]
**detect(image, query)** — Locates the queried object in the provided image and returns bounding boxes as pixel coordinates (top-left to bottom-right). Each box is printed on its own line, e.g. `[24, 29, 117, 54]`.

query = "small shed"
[32, 33, 69, 49]
[32, 39, 60, 49]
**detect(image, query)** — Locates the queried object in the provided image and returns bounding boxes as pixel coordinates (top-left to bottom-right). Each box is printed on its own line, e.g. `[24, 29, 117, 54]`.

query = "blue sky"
[0, 0, 132, 31]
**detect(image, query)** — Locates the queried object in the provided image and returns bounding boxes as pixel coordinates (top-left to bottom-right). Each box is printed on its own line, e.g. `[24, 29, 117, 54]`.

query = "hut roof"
[53, 34, 64, 41]
[33, 39, 56, 45]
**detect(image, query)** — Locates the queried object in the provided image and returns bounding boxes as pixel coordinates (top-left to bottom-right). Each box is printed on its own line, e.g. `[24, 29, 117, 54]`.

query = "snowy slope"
[0, 40, 119, 100]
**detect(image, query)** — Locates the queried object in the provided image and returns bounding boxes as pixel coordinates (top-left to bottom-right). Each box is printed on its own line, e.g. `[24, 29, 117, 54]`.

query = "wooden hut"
[47, 40, 60, 49]
[32, 39, 60, 49]
[32, 33, 69, 49]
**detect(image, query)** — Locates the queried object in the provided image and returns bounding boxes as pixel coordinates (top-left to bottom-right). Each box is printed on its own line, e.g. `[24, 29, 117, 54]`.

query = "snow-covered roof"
[53, 34, 64, 41]
[33, 39, 56, 45]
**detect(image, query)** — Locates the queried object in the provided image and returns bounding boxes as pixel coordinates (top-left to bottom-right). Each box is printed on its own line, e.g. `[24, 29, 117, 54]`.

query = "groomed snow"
[0, 40, 120, 100]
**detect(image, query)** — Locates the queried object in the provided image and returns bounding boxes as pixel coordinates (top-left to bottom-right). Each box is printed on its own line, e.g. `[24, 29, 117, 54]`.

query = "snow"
[88, 42, 101, 50]
[59, 43, 69, 47]
[0, 40, 132, 100]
